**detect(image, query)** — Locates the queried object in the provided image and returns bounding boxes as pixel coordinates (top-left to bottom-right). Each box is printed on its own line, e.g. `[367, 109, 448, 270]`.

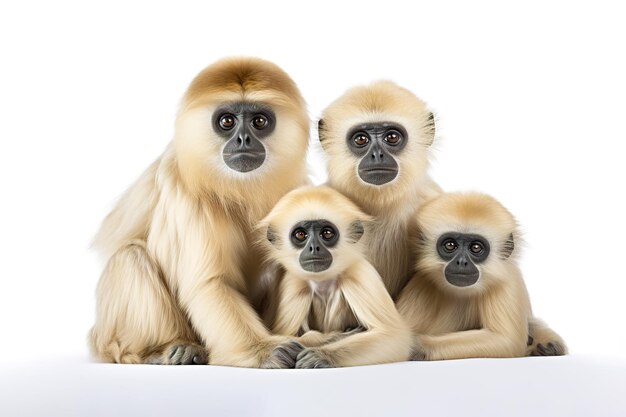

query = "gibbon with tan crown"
[397, 192, 567, 360]
[258, 185, 413, 368]
[89, 57, 311, 367]
[318, 81, 442, 299]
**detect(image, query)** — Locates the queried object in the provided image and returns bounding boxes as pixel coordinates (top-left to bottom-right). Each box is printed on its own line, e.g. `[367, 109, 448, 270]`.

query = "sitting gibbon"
[397, 192, 567, 360]
[259, 185, 413, 368]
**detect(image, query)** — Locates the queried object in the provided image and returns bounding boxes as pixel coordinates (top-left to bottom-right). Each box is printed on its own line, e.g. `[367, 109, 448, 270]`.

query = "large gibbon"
[90, 57, 311, 367]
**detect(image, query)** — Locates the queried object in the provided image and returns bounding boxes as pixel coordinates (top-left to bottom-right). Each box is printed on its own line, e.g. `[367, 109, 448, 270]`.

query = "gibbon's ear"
[318, 119, 327, 150]
[425, 112, 435, 146]
[266, 225, 279, 246]
[348, 220, 365, 243]
[502, 233, 515, 259]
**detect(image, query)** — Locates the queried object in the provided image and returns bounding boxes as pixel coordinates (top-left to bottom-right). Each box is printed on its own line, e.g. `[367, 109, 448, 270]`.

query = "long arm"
[296, 261, 413, 368]
[417, 279, 530, 360]
[272, 274, 313, 336]
[270, 273, 352, 347]
[154, 191, 300, 368]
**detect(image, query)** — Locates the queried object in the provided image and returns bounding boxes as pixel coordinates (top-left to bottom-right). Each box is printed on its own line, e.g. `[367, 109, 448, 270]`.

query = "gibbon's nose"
[309, 245, 321, 253]
[456, 255, 469, 268]
[370, 145, 385, 163]
[236, 134, 252, 149]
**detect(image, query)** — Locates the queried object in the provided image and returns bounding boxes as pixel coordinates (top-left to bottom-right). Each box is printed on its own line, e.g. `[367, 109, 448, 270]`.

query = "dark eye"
[252, 114, 268, 130]
[293, 228, 308, 242]
[470, 242, 484, 254]
[384, 131, 401, 145]
[443, 239, 457, 252]
[320, 227, 336, 241]
[219, 114, 236, 130]
[353, 133, 369, 147]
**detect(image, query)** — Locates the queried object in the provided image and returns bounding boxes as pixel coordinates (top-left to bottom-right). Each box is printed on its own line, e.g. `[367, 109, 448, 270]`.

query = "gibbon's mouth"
[223, 151, 265, 158]
[300, 258, 332, 273]
[361, 167, 397, 173]
[223, 151, 266, 173]
[445, 272, 479, 287]
[358, 167, 398, 185]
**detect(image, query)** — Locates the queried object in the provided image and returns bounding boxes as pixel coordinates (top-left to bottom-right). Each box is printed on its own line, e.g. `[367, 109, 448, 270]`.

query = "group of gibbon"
[89, 56, 566, 368]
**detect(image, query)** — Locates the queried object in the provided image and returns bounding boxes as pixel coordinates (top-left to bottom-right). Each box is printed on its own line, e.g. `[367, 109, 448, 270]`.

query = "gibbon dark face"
[290, 219, 340, 273]
[346, 122, 408, 185]
[213, 101, 276, 173]
[436, 233, 491, 287]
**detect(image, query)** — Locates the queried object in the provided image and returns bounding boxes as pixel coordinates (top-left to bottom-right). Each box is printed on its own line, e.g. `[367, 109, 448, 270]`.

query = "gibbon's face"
[212, 101, 276, 173]
[319, 81, 434, 195]
[346, 122, 408, 185]
[436, 232, 491, 287]
[261, 186, 369, 280]
[267, 215, 364, 280]
[174, 57, 309, 187]
[290, 219, 340, 273]
[176, 99, 308, 182]
[415, 192, 518, 294]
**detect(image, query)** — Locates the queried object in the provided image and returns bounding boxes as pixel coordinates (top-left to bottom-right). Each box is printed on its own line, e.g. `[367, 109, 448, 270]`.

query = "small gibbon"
[258, 185, 413, 368]
[318, 81, 442, 299]
[89, 57, 311, 367]
[397, 192, 567, 360]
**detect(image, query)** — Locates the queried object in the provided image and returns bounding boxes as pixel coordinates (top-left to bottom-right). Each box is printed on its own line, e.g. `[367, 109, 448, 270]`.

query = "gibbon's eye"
[384, 131, 401, 145]
[320, 227, 336, 241]
[252, 114, 268, 130]
[219, 114, 236, 130]
[353, 133, 370, 147]
[443, 239, 457, 253]
[293, 228, 308, 242]
[470, 242, 484, 254]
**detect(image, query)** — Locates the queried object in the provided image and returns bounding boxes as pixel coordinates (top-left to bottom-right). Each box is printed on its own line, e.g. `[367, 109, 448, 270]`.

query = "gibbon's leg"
[527, 318, 567, 356]
[296, 262, 413, 368]
[89, 241, 206, 365]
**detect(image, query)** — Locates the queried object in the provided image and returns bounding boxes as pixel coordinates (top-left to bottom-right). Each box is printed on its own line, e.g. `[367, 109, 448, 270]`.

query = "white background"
[0, 1, 624, 363]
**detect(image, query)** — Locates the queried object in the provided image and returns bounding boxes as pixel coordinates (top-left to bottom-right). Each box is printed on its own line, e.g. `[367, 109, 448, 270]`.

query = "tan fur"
[89, 57, 310, 367]
[397, 192, 567, 360]
[258, 186, 413, 367]
[319, 81, 442, 299]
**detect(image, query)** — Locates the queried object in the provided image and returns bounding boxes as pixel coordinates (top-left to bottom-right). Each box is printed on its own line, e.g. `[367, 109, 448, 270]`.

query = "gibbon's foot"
[530, 341, 566, 356]
[295, 348, 333, 369]
[148, 343, 208, 365]
[260, 340, 304, 369]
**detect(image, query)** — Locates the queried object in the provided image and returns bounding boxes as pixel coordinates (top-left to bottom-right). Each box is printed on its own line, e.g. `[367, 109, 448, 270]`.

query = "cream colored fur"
[89, 57, 311, 367]
[258, 186, 413, 367]
[397, 192, 567, 359]
[319, 81, 442, 299]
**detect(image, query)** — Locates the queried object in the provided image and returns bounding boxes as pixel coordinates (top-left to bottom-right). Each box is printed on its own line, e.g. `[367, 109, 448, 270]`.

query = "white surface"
[1, 356, 625, 417]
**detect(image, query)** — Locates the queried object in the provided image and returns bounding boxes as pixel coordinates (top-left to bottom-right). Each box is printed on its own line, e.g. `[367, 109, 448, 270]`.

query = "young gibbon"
[397, 192, 567, 360]
[258, 185, 413, 368]
[90, 57, 312, 367]
[318, 81, 442, 300]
